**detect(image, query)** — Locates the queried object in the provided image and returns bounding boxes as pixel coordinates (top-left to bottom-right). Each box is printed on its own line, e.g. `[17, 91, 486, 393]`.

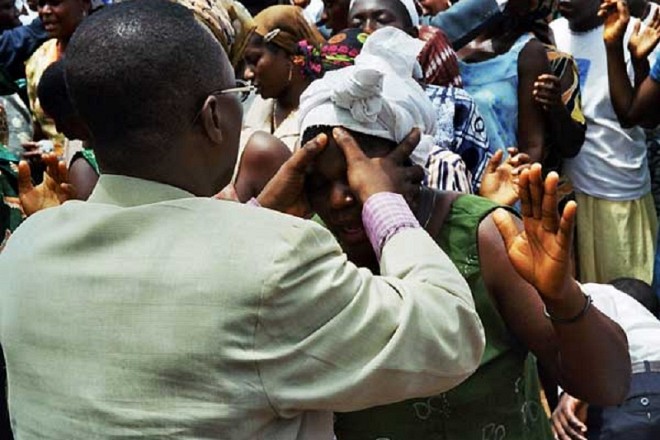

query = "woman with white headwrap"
[301, 25, 630, 440]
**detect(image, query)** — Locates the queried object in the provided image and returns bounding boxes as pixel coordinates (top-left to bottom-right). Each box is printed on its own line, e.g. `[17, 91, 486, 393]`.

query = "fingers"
[509, 153, 531, 170]
[290, 133, 328, 172]
[387, 128, 421, 164]
[534, 75, 561, 107]
[333, 128, 365, 165]
[557, 200, 577, 251]
[43, 153, 60, 182]
[17, 160, 34, 194]
[542, 171, 560, 232]
[492, 208, 521, 252]
[528, 163, 544, 220]
[486, 149, 505, 174]
[519, 168, 532, 218]
[565, 405, 587, 438]
[652, 8, 660, 30]
[631, 19, 642, 39]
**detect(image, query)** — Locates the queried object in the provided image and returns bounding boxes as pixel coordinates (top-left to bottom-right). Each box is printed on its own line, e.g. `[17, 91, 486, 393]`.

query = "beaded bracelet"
[543, 294, 593, 324]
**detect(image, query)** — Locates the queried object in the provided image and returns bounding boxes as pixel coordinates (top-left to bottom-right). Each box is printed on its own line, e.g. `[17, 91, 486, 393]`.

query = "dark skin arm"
[234, 131, 292, 203]
[518, 39, 552, 163]
[601, 0, 660, 128]
[481, 165, 630, 406]
[68, 156, 99, 201]
[534, 71, 586, 159]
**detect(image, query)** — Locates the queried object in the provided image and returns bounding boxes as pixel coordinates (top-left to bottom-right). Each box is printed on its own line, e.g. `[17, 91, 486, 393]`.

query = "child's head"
[37, 60, 90, 141]
[609, 277, 659, 316]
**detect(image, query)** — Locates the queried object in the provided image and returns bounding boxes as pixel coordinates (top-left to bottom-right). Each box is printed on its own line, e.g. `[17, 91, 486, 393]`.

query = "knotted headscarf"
[253, 5, 325, 54]
[173, 0, 256, 67]
[299, 27, 436, 167]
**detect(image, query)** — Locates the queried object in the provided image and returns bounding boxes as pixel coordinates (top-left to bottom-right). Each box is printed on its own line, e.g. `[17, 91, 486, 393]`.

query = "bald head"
[65, 0, 234, 170]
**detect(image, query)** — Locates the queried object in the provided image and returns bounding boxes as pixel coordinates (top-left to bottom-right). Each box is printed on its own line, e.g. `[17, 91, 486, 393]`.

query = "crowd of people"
[0, 0, 659, 439]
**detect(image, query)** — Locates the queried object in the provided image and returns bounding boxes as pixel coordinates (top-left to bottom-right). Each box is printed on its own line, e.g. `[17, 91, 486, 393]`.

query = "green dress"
[334, 193, 553, 440]
[0, 145, 24, 250]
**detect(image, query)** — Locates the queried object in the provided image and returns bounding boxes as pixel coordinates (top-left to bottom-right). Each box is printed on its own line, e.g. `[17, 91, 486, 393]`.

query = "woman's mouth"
[338, 223, 366, 244]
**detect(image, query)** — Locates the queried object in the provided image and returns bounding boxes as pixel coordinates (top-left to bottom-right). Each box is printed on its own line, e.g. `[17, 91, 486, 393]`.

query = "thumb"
[17, 161, 34, 195]
[287, 133, 328, 173]
[492, 208, 520, 252]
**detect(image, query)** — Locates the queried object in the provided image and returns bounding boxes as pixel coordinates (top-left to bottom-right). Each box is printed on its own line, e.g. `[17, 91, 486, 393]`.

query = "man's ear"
[199, 95, 224, 145]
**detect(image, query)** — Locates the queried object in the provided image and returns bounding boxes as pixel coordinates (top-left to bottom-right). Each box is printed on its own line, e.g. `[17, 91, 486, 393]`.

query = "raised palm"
[629, 9, 660, 60]
[18, 153, 75, 217]
[479, 148, 530, 207]
[492, 164, 576, 301]
[599, 0, 630, 45]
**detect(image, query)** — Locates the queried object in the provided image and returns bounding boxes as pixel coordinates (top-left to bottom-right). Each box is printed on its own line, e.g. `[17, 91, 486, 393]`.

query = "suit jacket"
[421, 0, 504, 50]
[0, 175, 484, 439]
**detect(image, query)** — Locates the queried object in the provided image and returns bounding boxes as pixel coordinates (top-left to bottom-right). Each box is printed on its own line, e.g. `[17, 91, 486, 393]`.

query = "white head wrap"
[299, 27, 436, 167]
[349, 0, 420, 27]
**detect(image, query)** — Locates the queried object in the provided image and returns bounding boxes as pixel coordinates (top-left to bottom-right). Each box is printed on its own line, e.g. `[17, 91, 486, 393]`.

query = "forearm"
[422, 0, 504, 50]
[545, 281, 631, 406]
[259, 219, 484, 413]
[606, 43, 638, 127]
[632, 56, 649, 88]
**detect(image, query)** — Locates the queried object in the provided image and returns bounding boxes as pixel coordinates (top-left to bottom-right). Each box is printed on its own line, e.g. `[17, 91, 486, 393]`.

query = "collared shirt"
[582, 283, 660, 364]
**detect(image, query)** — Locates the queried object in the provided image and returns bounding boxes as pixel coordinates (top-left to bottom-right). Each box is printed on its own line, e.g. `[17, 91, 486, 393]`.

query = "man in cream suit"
[0, 1, 485, 438]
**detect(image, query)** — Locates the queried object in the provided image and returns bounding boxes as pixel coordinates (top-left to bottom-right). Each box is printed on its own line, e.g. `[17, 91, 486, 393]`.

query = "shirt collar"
[88, 174, 195, 207]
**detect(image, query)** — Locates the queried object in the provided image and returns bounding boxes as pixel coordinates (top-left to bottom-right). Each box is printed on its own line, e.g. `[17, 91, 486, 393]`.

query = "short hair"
[350, 0, 414, 29]
[37, 60, 76, 125]
[65, 0, 230, 169]
[609, 277, 658, 316]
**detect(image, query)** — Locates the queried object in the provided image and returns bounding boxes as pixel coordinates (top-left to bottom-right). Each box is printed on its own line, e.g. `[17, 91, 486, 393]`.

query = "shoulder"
[519, 38, 551, 70]
[243, 131, 291, 168]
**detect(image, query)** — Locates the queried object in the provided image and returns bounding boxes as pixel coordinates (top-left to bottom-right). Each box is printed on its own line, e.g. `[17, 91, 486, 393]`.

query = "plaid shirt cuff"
[363, 192, 421, 260]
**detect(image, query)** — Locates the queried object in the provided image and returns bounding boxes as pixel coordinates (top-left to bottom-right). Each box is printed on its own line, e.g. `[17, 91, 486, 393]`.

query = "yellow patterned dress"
[25, 39, 66, 156]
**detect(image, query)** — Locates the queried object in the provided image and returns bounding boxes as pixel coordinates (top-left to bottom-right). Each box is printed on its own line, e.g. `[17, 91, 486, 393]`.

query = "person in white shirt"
[550, 0, 658, 285]
[552, 279, 660, 439]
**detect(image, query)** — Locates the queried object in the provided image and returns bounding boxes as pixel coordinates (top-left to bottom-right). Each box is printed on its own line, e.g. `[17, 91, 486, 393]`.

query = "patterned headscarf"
[253, 5, 325, 54]
[172, 0, 256, 67]
[417, 25, 462, 88]
[293, 29, 368, 81]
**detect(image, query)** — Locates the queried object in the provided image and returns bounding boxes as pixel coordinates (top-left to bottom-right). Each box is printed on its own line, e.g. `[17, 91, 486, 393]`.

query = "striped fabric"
[363, 193, 420, 260]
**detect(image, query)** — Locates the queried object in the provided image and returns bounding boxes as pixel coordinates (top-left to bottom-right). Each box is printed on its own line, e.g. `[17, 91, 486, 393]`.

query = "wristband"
[543, 293, 592, 324]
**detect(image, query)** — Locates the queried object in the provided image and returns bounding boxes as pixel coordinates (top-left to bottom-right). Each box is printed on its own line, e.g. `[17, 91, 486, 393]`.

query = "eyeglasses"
[192, 79, 255, 125]
[213, 79, 255, 103]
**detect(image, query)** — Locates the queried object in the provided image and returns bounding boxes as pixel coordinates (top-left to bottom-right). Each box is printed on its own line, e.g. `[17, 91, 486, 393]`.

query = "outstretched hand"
[256, 134, 328, 217]
[599, 0, 630, 46]
[492, 164, 577, 301]
[479, 148, 530, 206]
[628, 8, 660, 60]
[333, 127, 425, 204]
[18, 153, 75, 217]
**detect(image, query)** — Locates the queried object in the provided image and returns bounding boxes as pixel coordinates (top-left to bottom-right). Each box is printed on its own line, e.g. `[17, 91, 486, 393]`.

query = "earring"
[287, 64, 293, 84]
